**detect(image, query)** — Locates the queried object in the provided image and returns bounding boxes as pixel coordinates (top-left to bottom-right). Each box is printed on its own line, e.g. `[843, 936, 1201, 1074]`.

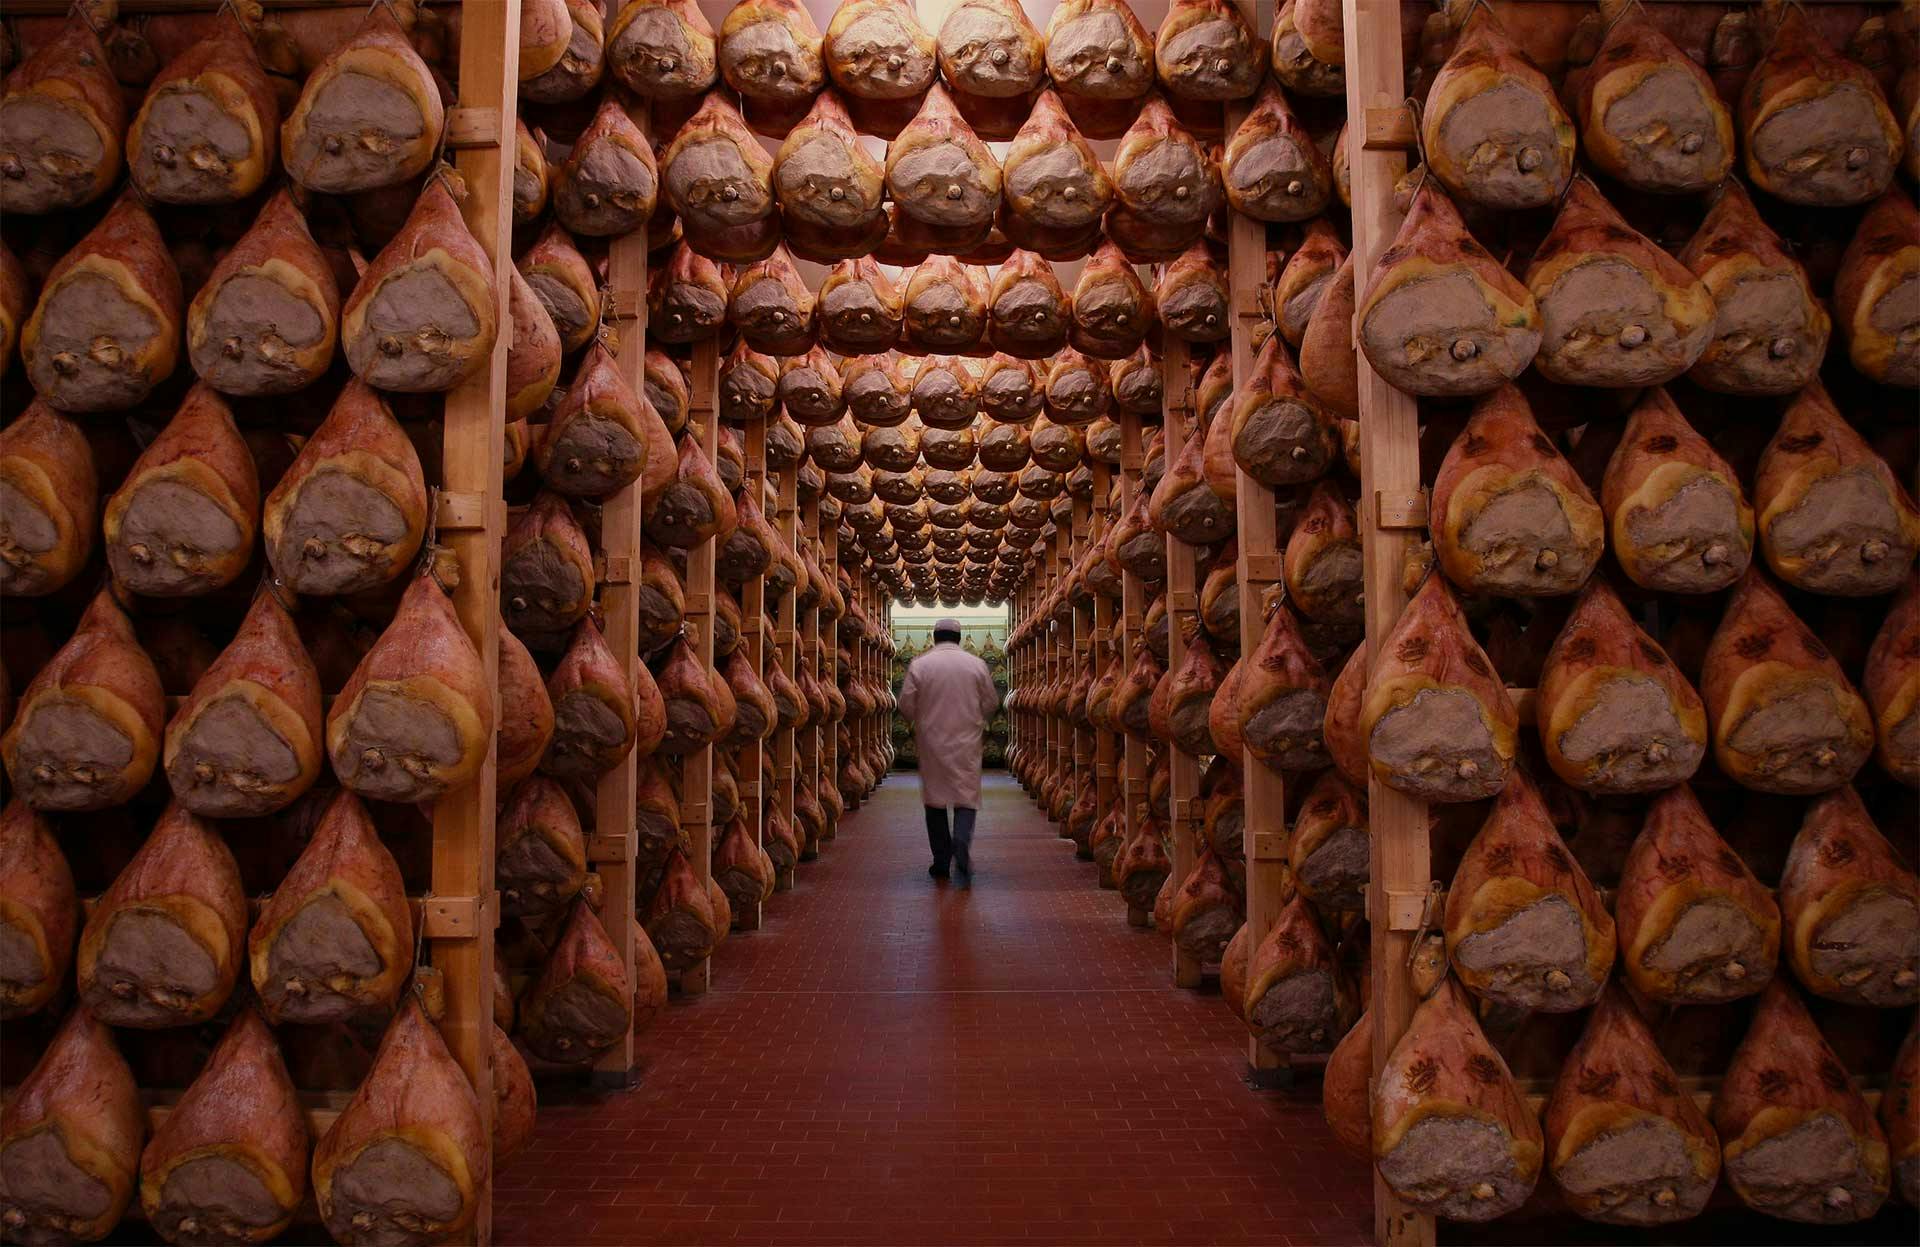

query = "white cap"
[934, 618, 962, 633]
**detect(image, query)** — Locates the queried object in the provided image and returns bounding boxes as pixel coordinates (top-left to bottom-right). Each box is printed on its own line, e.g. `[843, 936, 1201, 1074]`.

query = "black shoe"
[929, 863, 950, 880]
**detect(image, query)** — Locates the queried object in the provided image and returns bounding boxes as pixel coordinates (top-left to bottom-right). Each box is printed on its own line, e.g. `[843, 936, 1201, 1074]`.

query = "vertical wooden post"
[1090, 461, 1119, 857]
[678, 338, 721, 996]
[435, 2, 519, 1240]
[736, 415, 768, 929]
[774, 459, 800, 890]
[1070, 490, 1093, 847]
[1343, 0, 1433, 1241]
[1227, 0, 1288, 1078]
[821, 514, 840, 840]
[800, 491, 822, 857]
[593, 92, 651, 1087]
[1160, 336, 1204, 986]
[1117, 410, 1148, 898]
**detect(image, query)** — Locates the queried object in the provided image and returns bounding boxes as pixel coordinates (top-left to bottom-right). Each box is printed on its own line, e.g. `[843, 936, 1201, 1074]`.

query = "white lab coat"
[898, 642, 1000, 808]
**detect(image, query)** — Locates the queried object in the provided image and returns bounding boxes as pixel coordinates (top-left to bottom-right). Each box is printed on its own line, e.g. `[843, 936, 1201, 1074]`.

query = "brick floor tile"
[495, 774, 1374, 1246]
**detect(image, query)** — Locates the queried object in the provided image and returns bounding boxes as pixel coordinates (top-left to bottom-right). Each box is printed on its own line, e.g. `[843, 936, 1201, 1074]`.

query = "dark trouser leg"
[925, 805, 951, 876]
[953, 806, 976, 875]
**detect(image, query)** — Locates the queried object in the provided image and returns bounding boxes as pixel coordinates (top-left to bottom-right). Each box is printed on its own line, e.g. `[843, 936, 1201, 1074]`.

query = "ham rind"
[128, 12, 278, 205]
[164, 588, 322, 818]
[1372, 978, 1542, 1220]
[1615, 783, 1779, 1004]
[281, 5, 443, 194]
[78, 802, 247, 1028]
[262, 380, 427, 597]
[1713, 979, 1890, 1223]
[0, 400, 96, 598]
[326, 574, 494, 805]
[0, 20, 125, 215]
[22, 194, 182, 414]
[0, 1006, 144, 1241]
[1545, 984, 1720, 1225]
[0, 800, 77, 1019]
[312, 998, 488, 1244]
[103, 384, 259, 599]
[340, 176, 497, 393]
[2, 591, 165, 813]
[1702, 570, 1874, 795]
[1779, 785, 1919, 1008]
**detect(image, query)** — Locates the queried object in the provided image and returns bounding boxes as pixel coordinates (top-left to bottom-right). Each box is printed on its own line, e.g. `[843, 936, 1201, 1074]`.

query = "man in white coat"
[898, 619, 1001, 886]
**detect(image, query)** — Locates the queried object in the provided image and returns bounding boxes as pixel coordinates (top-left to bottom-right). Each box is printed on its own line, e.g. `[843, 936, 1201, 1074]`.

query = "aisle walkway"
[497, 773, 1374, 1247]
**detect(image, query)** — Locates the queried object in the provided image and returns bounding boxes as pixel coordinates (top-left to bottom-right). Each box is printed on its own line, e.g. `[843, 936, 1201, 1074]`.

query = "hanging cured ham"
[23, 193, 181, 413]
[128, 11, 278, 205]
[0, 18, 124, 215]
[1569, 4, 1733, 195]
[497, 775, 587, 919]
[1600, 388, 1754, 594]
[1832, 192, 1918, 389]
[824, 0, 935, 101]
[1223, 80, 1331, 222]
[537, 343, 652, 499]
[774, 89, 887, 233]
[1169, 849, 1239, 962]
[1702, 571, 1873, 794]
[1444, 769, 1614, 1011]
[137, 1007, 308, 1244]
[103, 384, 258, 598]
[78, 802, 246, 1028]
[1713, 979, 1890, 1223]
[1618, 783, 1774, 990]
[1356, 183, 1539, 397]
[719, 0, 826, 107]
[661, 91, 776, 239]
[281, 5, 444, 194]
[1421, 5, 1573, 210]
[326, 574, 494, 804]
[1001, 89, 1112, 235]
[1525, 176, 1715, 388]
[3, 591, 165, 812]
[1545, 984, 1720, 1225]
[165, 588, 323, 818]
[312, 997, 488, 1244]
[0, 800, 76, 1019]
[1779, 785, 1919, 1008]
[1373, 978, 1542, 1219]
[1155, 0, 1263, 101]
[1535, 578, 1706, 794]
[1045, 0, 1153, 104]
[1360, 573, 1517, 802]
[1739, 4, 1901, 207]
[608, 0, 719, 100]
[341, 175, 498, 392]
[553, 96, 658, 237]
[502, 492, 595, 642]
[542, 618, 654, 779]
[1270, 0, 1343, 98]
[0, 400, 96, 597]
[1244, 890, 1354, 1053]
[187, 190, 340, 395]
[1111, 94, 1220, 233]
[886, 83, 1001, 232]
[645, 846, 720, 971]
[1753, 382, 1920, 598]
[936, 0, 1044, 102]
[1429, 385, 1601, 598]
[248, 789, 412, 1025]
[646, 434, 738, 549]
[0, 1006, 143, 1241]
[1677, 180, 1828, 395]
[523, 223, 602, 353]
[519, 899, 633, 1063]
[904, 255, 988, 351]
[263, 380, 427, 597]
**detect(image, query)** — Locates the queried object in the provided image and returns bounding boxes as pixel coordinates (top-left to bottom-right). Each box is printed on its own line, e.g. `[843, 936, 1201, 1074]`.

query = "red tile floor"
[496, 772, 1377, 1246]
